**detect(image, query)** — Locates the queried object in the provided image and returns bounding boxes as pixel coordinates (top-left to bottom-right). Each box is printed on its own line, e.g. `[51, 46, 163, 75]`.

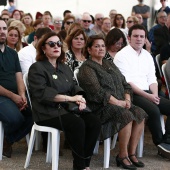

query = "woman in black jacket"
[28, 32, 101, 170]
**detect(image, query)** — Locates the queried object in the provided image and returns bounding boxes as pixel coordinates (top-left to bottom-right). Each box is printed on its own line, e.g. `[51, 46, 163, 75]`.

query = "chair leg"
[35, 131, 41, 151]
[0, 122, 4, 161]
[24, 125, 36, 169]
[160, 115, 165, 134]
[111, 133, 118, 150]
[52, 130, 60, 170]
[103, 138, 111, 169]
[93, 140, 99, 155]
[46, 132, 52, 163]
[137, 129, 144, 158]
[25, 134, 30, 146]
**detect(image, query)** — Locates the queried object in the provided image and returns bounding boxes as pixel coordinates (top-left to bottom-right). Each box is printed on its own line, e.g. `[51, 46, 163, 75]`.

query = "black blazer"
[154, 25, 170, 55]
[28, 60, 84, 122]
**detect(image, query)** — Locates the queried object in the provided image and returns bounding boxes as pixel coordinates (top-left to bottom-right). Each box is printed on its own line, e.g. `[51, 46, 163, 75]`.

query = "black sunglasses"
[96, 18, 103, 21]
[66, 21, 74, 25]
[126, 20, 133, 23]
[45, 41, 62, 48]
[83, 20, 91, 23]
[2, 18, 9, 21]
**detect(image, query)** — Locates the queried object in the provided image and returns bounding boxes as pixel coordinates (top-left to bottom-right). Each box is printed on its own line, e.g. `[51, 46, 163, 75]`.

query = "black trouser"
[133, 94, 170, 145]
[37, 113, 101, 169]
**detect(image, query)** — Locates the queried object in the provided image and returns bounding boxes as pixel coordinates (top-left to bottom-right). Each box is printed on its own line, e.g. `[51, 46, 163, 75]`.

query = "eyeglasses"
[45, 41, 62, 48]
[82, 20, 91, 23]
[54, 20, 62, 24]
[159, 16, 167, 18]
[96, 18, 103, 21]
[116, 17, 123, 20]
[126, 20, 134, 23]
[2, 18, 9, 21]
[115, 42, 124, 46]
[66, 21, 74, 25]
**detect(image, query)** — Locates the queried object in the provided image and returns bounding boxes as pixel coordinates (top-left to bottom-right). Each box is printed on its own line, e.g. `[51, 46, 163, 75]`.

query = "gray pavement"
[0, 127, 170, 170]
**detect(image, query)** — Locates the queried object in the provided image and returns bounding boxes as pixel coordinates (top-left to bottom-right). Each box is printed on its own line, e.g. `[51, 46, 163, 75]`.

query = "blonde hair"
[10, 20, 26, 36]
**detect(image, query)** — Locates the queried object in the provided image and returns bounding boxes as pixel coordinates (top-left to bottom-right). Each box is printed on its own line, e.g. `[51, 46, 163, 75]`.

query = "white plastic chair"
[162, 63, 170, 99]
[156, 54, 163, 78]
[24, 123, 60, 170]
[0, 120, 29, 161]
[23, 72, 61, 170]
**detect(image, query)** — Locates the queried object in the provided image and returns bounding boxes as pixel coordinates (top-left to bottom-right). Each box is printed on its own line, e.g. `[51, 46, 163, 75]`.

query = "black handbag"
[61, 102, 91, 113]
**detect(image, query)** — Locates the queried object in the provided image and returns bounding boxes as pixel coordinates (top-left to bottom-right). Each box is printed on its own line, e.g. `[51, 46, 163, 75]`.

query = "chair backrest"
[162, 63, 170, 99]
[156, 54, 163, 78]
[23, 72, 32, 108]
[74, 69, 79, 86]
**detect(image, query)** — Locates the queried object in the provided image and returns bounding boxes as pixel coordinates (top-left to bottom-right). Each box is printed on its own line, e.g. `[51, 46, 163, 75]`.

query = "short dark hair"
[36, 32, 65, 63]
[34, 27, 52, 39]
[105, 28, 127, 50]
[63, 10, 71, 17]
[85, 34, 105, 58]
[128, 24, 147, 37]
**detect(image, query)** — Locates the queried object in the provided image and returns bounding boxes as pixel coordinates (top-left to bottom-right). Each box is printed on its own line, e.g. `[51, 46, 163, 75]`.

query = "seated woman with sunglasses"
[78, 35, 147, 170]
[28, 32, 101, 170]
[65, 28, 87, 72]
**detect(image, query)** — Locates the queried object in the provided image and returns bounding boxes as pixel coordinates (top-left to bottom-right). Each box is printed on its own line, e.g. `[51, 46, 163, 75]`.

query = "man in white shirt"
[18, 27, 52, 75]
[114, 24, 170, 159]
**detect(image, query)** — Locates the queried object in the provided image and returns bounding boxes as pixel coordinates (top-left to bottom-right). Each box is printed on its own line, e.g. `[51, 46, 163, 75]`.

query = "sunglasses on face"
[126, 20, 133, 23]
[54, 20, 62, 24]
[82, 20, 91, 23]
[116, 17, 123, 20]
[45, 41, 62, 48]
[66, 21, 74, 25]
[96, 18, 103, 21]
[2, 18, 9, 21]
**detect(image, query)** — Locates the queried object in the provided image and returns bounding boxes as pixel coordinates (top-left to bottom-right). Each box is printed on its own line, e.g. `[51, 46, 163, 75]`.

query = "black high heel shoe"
[129, 154, 145, 167]
[116, 155, 137, 170]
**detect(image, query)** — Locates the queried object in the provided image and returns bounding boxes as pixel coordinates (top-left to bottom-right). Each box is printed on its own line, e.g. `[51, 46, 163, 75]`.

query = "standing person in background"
[92, 13, 104, 34]
[109, 9, 117, 27]
[132, 0, 150, 30]
[158, 0, 170, 15]
[8, 0, 16, 16]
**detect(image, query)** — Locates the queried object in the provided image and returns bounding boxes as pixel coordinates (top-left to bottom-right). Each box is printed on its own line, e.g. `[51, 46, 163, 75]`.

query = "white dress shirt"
[18, 43, 36, 75]
[114, 45, 157, 90]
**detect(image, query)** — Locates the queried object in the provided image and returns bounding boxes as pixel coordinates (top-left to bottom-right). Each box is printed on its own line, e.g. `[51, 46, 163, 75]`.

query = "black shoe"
[157, 143, 170, 159]
[3, 137, 12, 158]
[116, 155, 137, 170]
[129, 154, 145, 167]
